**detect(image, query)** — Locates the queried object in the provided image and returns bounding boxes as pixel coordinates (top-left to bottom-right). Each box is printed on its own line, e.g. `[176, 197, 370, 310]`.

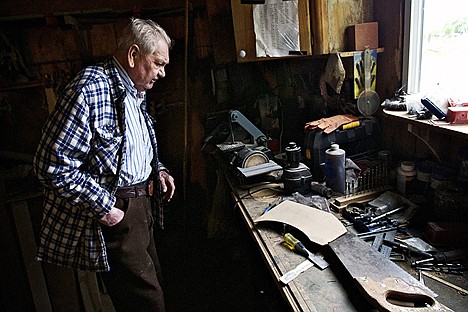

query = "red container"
[447, 107, 468, 124]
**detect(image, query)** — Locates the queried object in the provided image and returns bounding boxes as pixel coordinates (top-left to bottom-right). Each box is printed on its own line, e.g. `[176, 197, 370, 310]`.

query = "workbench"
[218, 170, 468, 311]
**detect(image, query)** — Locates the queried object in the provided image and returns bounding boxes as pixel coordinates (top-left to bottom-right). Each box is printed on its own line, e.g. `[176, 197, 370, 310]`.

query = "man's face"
[128, 39, 169, 92]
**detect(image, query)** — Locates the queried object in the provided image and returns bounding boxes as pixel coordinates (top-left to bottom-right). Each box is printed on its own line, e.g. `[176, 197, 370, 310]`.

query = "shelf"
[237, 47, 386, 63]
[338, 47, 385, 58]
[383, 109, 468, 139]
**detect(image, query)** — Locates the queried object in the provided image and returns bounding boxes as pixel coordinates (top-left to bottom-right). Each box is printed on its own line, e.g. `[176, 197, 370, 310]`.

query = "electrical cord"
[239, 184, 284, 200]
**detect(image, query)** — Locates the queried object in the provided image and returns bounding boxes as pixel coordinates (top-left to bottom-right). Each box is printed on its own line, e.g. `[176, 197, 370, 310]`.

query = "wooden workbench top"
[229, 182, 368, 311]
[224, 174, 467, 311]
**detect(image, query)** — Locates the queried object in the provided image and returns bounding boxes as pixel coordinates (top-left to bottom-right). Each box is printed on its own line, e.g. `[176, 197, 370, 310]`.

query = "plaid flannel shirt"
[33, 57, 164, 272]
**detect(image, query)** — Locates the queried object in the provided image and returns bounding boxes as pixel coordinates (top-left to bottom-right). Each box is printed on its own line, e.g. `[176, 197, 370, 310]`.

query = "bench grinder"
[282, 142, 313, 195]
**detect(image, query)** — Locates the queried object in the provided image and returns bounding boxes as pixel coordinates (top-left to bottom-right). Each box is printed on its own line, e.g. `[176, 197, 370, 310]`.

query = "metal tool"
[370, 205, 406, 222]
[204, 110, 275, 171]
[356, 226, 398, 238]
[284, 233, 329, 270]
[411, 249, 466, 266]
[415, 266, 464, 276]
[281, 142, 313, 195]
[383, 239, 433, 258]
[371, 230, 396, 258]
[422, 271, 468, 295]
[418, 270, 425, 285]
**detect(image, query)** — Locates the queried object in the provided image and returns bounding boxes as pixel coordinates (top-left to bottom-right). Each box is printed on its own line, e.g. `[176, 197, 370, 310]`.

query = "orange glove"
[305, 115, 358, 134]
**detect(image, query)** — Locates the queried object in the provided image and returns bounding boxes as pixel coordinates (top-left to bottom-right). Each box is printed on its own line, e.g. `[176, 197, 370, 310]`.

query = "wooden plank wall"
[312, 0, 373, 54]
[0, 2, 215, 310]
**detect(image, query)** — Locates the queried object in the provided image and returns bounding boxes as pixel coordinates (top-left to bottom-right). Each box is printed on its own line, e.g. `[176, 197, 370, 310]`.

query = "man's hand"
[159, 170, 175, 202]
[99, 207, 124, 226]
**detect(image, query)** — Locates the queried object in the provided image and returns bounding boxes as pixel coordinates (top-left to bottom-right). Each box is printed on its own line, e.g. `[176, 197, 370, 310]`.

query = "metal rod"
[421, 271, 468, 295]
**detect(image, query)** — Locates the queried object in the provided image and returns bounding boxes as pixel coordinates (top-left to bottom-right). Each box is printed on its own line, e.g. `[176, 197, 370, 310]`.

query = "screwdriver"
[411, 249, 466, 266]
[383, 239, 433, 258]
[284, 233, 329, 270]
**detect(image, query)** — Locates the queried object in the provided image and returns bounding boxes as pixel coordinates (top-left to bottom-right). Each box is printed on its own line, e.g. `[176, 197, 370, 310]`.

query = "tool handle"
[284, 233, 308, 257]
[356, 276, 452, 311]
[434, 249, 465, 263]
[284, 233, 298, 247]
[383, 239, 432, 258]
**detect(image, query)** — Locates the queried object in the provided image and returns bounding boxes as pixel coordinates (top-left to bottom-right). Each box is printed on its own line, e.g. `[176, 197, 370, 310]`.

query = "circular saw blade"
[357, 90, 380, 116]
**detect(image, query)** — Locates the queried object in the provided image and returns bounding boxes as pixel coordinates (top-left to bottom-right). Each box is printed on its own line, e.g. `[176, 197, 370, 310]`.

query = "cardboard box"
[346, 22, 379, 51]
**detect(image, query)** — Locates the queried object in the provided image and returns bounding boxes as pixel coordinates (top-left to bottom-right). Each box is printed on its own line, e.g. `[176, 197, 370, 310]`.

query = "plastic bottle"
[396, 161, 416, 195]
[325, 144, 346, 194]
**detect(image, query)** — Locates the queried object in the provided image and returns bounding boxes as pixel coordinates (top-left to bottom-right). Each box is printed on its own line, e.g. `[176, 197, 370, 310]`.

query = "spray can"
[325, 144, 346, 194]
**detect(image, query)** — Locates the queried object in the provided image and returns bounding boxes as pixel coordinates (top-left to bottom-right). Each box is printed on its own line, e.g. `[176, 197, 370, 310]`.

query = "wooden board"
[231, 186, 362, 311]
[311, 0, 372, 55]
[255, 200, 346, 246]
[11, 200, 52, 312]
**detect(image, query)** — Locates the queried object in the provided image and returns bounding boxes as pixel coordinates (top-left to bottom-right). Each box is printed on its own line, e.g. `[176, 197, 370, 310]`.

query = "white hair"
[116, 17, 173, 55]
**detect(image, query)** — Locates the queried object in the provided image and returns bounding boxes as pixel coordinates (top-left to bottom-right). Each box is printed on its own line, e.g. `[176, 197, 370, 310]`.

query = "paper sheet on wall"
[253, 0, 300, 57]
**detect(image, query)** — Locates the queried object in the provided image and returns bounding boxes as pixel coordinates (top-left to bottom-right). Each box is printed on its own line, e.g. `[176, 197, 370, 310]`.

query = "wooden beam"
[11, 200, 52, 312]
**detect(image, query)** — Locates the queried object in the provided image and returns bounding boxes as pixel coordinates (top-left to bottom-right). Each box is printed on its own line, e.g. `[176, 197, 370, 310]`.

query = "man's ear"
[127, 44, 139, 68]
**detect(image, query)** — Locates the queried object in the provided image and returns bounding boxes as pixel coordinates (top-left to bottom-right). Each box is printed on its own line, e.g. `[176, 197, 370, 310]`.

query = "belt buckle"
[147, 180, 154, 197]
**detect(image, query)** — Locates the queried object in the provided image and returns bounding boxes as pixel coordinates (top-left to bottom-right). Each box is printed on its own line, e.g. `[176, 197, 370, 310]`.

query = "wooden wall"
[1, 0, 416, 196]
[0, 1, 214, 310]
[0, 0, 213, 185]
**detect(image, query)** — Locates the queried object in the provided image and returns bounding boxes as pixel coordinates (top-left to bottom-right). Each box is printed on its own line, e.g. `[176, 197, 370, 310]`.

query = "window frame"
[402, 0, 425, 94]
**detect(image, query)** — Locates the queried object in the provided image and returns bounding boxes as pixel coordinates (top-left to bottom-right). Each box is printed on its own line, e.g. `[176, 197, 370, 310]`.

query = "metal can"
[325, 144, 346, 194]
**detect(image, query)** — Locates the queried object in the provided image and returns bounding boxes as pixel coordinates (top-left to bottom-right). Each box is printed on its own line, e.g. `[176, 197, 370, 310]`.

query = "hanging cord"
[407, 125, 442, 164]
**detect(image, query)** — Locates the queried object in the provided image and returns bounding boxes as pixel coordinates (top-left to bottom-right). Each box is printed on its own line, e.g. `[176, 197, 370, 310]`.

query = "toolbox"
[303, 116, 381, 180]
[447, 106, 468, 124]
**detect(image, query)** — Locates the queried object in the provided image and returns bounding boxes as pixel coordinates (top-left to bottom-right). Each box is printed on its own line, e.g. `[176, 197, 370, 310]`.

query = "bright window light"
[404, 0, 468, 101]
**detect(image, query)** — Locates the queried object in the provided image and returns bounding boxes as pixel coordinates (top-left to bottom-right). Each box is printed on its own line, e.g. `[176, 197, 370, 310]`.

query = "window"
[403, 0, 468, 101]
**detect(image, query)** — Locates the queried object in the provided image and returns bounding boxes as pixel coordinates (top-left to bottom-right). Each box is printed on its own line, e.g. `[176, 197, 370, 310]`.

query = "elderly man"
[33, 18, 175, 311]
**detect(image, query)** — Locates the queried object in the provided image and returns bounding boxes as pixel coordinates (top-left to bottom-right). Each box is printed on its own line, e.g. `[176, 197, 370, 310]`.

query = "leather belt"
[115, 180, 154, 198]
